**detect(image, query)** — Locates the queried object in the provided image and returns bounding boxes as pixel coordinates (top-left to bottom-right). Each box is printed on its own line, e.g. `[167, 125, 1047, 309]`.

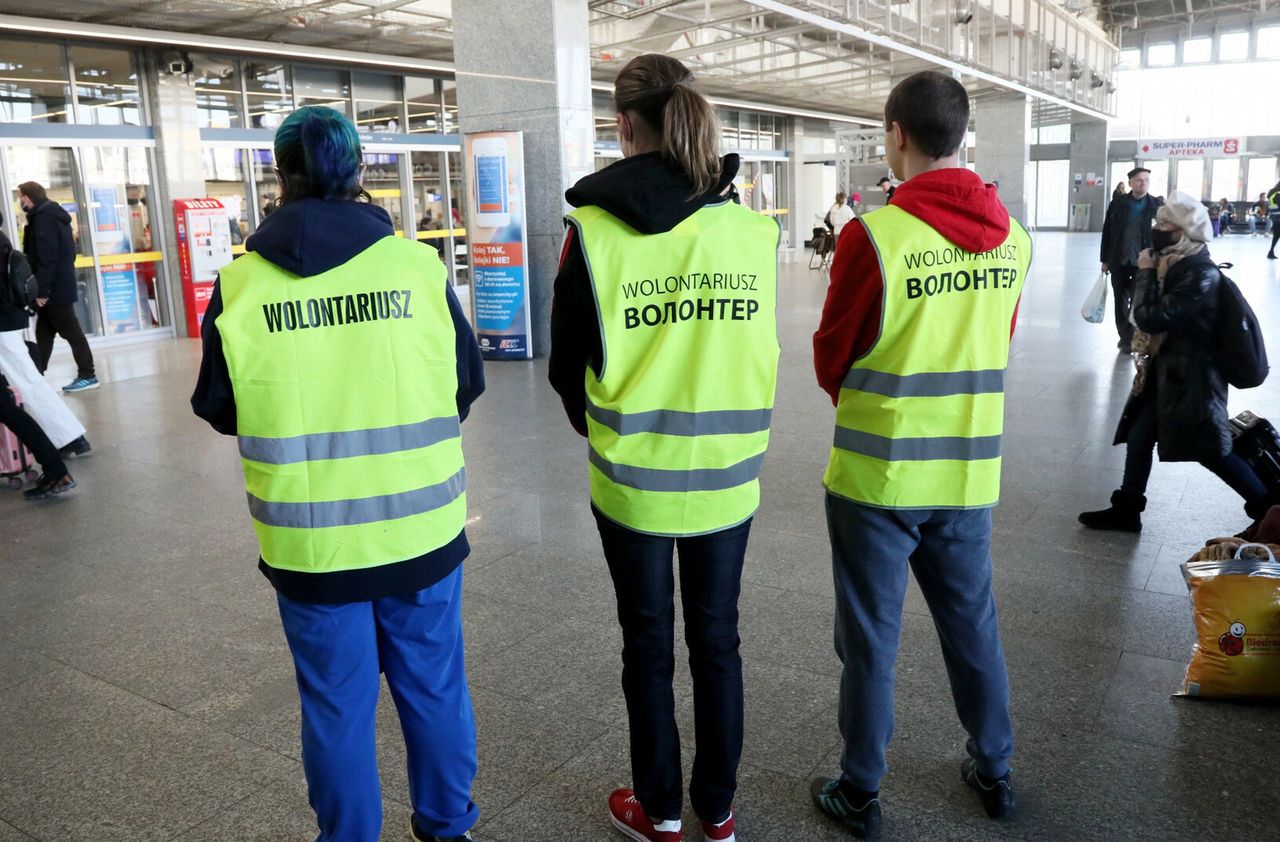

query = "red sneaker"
[608, 788, 683, 842]
[701, 811, 736, 841]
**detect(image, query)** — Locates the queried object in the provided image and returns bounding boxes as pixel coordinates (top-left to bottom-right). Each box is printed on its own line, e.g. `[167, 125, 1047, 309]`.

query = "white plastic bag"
[1080, 272, 1108, 324]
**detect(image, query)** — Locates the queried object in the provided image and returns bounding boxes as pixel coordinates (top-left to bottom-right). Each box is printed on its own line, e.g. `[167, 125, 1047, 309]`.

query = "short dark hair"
[884, 71, 970, 159]
[877, 176, 892, 186]
[1127, 167, 1150, 179]
[18, 181, 47, 204]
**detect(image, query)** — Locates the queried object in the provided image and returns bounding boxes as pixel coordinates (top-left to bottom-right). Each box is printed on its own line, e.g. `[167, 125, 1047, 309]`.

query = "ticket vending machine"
[173, 198, 234, 338]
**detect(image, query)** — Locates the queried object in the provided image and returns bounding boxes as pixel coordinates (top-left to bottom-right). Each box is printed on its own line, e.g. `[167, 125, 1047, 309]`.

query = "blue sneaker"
[63, 376, 99, 393]
[811, 777, 882, 839]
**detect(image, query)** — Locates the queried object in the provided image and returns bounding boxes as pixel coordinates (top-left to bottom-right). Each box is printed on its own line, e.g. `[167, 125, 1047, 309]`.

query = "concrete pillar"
[785, 119, 804, 253]
[146, 63, 207, 337]
[974, 93, 1032, 226]
[1070, 115, 1109, 233]
[452, 0, 594, 357]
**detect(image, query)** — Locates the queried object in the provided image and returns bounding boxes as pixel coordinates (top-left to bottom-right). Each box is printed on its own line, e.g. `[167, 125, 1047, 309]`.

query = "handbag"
[1080, 272, 1108, 324]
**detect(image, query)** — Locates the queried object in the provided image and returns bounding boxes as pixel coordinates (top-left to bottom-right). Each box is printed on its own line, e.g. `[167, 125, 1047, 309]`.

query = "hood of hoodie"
[28, 198, 72, 227]
[246, 198, 394, 277]
[889, 168, 1011, 253]
[565, 152, 741, 235]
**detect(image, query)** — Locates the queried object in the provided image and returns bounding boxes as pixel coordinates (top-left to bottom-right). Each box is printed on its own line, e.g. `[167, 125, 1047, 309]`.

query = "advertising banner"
[173, 198, 234, 338]
[463, 130, 533, 360]
[89, 184, 132, 255]
[1137, 137, 1246, 158]
[100, 264, 140, 333]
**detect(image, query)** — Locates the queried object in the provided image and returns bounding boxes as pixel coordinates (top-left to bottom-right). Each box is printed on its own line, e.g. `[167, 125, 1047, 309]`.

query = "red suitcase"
[1, 386, 39, 489]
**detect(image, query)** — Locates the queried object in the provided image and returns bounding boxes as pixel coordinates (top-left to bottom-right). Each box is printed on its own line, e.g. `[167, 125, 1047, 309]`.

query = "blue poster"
[101, 266, 139, 333]
[464, 131, 532, 360]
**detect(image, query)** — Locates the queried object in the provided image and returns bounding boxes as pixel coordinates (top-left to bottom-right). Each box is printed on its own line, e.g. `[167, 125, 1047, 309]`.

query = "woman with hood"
[549, 54, 780, 842]
[1079, 192, 1274, 533]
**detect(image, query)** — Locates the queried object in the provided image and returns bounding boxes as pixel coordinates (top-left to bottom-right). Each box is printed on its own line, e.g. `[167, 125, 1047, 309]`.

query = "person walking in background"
[1267, 181, 1280, 259]
[826, 191, 856, 243]
[1100, 167, 1163, 352]
[1080, 194, 1276, 533]
[191, 105, 485, 842]
[0, 210, 91, 473]
[0, 373, 75, 499]
[550, 53, 780, 842]
[1113, 181, 1127, 201]
[877, 176, 896, 202]
[17, 182, 98, 393]
[811, 71, 1029, 838]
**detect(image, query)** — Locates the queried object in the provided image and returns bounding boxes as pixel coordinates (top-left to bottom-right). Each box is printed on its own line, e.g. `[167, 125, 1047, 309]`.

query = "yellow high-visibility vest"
[216, 236, 466, 573]
[568, 200, 780, 536]
[824, 205, 1031, 509]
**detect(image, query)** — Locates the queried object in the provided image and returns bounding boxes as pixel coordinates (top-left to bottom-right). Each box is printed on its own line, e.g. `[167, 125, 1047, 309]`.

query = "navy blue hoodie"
[191, 198, 485, 603]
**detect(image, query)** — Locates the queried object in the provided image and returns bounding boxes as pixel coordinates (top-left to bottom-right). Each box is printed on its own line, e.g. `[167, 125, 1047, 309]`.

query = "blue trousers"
[826, 494, 1014, 791]
[276, 566, 478, 842]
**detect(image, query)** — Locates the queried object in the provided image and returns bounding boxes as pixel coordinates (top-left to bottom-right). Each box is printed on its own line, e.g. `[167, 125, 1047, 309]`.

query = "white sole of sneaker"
[610, 813, 661, 842]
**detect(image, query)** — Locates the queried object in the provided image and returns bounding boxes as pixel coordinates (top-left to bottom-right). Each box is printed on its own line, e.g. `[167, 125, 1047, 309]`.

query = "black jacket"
[1100, 193, 1163, 268]
[190, 198, 486, 603]
[0, 231, 31, 332]
[548, 152, 741, 435]
[22, 199, 78, 305]
[1114, 250, 1230, 463]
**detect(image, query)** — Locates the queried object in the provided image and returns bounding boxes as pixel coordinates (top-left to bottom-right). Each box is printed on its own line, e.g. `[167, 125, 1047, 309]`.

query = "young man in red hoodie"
[809, 71, 1029, 838]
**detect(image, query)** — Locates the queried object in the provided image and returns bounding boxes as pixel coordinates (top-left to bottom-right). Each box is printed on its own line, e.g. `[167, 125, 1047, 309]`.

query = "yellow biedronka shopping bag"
[1180, 543, 1280, 698]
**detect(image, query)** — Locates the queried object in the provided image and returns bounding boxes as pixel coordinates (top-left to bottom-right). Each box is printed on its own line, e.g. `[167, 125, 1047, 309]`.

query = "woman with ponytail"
[550, 55, 781, 842]
[192, 105, 484, 842]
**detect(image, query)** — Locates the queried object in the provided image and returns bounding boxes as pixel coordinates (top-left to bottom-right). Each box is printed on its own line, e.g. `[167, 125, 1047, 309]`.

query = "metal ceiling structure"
[0, 0, 1123, 120]
[1096, 0, 1277, 31]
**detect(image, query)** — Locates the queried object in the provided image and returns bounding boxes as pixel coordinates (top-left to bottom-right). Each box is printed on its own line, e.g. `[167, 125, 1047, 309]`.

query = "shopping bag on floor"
[1080, 272, 1108, 324]
[1179, 542, 1280, 699]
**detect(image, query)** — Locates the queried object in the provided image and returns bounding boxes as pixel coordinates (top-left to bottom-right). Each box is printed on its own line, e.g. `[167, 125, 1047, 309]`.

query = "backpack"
[3, 246, 38, 310]
[1214, 263, 1268, 389]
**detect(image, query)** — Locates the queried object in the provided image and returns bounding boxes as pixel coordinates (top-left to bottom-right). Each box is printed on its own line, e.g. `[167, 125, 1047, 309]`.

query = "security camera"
[1069, 60, 1083, 80]
[159, 49, 191, 76]
[954, 1, 974, 24]
[1090, 71, 1105, 88]
[1048, 49, 1064, 70]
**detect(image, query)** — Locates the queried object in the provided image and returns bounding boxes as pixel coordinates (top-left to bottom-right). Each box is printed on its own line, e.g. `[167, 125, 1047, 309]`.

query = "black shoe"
[811, 777, 882, 839]
[1268, 252, 1277, 259]
[962, 758, 1015, 819]
[23, 472, 76, 500]
[1117, 339, 1132, 352]
[1078, 490, 1145, 533]
[410, 819, 472, 842]
[58, 435, 91, 459]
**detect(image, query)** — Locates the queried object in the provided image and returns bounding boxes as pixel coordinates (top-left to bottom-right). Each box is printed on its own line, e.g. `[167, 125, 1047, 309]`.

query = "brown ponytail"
[614, 54, 722, 197]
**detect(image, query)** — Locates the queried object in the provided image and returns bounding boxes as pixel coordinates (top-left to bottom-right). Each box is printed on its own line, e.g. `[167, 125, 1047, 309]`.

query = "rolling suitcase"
[1, 386, 39, 489]
[1230, 410, 1280, 495]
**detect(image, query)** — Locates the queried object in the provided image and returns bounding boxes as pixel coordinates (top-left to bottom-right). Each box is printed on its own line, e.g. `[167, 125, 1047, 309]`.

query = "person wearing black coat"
[1100, 167, 1163, 352]
[18, 181, 98, 392]
[1080, 194, 1274, 532]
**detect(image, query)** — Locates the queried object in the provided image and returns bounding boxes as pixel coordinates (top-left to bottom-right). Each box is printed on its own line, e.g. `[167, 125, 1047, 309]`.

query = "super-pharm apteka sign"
[1138, 137, 1246, 158]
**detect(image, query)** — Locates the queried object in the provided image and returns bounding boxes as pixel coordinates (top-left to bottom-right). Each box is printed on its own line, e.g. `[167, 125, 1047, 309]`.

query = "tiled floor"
[3, 232, 1280, 841]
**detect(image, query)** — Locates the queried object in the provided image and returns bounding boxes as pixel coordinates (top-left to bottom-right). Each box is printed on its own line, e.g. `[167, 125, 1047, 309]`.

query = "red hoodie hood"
[890, 167, 1010, 253]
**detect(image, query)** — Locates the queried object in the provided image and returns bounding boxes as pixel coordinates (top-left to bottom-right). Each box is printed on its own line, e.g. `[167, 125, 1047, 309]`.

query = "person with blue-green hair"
[192, 104, 485, 842]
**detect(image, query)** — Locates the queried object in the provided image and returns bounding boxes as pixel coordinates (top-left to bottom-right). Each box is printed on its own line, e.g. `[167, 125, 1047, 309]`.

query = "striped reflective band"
[589, 448, 764, 492]
[587, 402, 772, 437]
[248, 467, 466, 529]
[833, 427, 1002, 462]
[239, 416, 461, 465]
[841, 368, 1005, 398]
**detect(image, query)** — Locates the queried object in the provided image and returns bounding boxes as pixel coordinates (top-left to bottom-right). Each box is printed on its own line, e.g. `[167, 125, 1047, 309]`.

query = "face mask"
[1151, 228, 1181, 252]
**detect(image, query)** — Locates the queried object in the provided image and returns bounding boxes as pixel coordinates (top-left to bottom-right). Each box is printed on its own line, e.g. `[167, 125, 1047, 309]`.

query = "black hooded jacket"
[23, 199, 78, 305]
[191, 198, 485, 603]
[548, 152, 741, 434]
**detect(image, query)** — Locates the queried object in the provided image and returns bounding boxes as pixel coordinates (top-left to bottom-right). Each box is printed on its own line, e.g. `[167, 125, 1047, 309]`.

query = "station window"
[194, 61, 242, 129]
[1257, 26, 1280, 59]
[1146, 43, 1175, 66]
[70, 46, 140, 126]
[353, 71, 403, 134]
[1246, 157, 1278, 200]
[294, 65, 350, 115]
[1210, 158, 1240, 202]
[244, 62, 292, 130]
[1175, 159, 1203, 198]
[405, 75, 440, 134]
[0, 37, 71, 123]
[441, 79, 458, 134]
[1181, 38, 1211, 64]
[1218, 31, 1250, 62]
[1116, 48, 1141, 68]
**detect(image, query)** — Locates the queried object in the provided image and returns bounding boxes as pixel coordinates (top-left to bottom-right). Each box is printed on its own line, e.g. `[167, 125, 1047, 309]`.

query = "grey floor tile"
[0, 820, 34, 841]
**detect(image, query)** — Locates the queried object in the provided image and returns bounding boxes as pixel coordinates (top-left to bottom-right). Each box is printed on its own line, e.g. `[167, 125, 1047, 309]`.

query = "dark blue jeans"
[594, 508, 750, 825]
[1121, 395, 1269, 504]
[826, 493, 1014, 792]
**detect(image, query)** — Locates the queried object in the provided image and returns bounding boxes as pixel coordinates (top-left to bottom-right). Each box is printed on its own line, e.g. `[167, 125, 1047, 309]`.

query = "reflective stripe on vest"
[824, 205, 1030, 509]
[217, 236, 465, 573]
[569, 201, 780, 536]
